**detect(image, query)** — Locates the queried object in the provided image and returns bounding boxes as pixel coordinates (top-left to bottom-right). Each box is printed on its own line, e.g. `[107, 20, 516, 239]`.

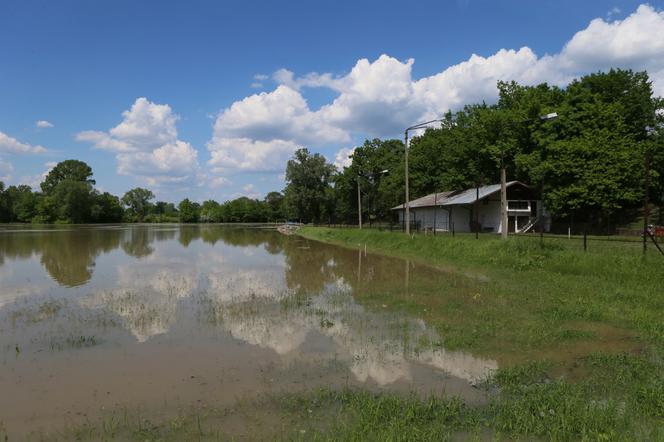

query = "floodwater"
[0, 225, 497, 437]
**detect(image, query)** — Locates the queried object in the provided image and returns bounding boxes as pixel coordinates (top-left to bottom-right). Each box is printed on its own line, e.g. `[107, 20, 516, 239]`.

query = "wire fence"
[310, 221, 664, 258]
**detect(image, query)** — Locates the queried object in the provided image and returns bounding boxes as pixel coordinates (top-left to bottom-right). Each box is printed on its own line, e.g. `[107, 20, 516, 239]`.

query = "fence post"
[583, 230, 587, 252]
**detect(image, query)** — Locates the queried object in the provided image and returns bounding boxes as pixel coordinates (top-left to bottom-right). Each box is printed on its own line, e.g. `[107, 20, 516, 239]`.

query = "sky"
[2, 0, 664, 203]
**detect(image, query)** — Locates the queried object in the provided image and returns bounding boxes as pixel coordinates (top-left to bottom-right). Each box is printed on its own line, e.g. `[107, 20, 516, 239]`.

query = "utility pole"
[404, 130, 410, 235]
[357, 169, 387, 230]
[403, 119, 445, 236]
[433, 192, 437, 235]
[644, 126, 656, 256]
[357, 176, 363, 229]
[500, 159, 508, 240]
[475, 184, 480, 239]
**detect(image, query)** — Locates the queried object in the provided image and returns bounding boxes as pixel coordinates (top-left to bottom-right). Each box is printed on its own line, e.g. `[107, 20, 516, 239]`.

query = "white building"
[392, 181, 548, 234]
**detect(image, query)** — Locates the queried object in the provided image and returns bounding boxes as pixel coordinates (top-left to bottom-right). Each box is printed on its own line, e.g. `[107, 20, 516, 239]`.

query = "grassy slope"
[298, 228, 664, 356]
[292, 227, 664, 440]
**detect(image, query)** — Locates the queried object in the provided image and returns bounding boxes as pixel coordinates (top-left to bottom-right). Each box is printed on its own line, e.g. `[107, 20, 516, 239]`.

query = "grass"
[298, 227, 664, 358]
[49, 334, 99, 351]
[290, 227, 664, 439]
[42, 363, 664, 441]
[9, 299, 63, 324]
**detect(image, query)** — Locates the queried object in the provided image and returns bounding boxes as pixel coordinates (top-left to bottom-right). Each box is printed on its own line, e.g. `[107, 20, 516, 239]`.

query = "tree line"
[0, 160, 288, 224]
[1, 69, 662, 229]
[283, 69, 664, 230]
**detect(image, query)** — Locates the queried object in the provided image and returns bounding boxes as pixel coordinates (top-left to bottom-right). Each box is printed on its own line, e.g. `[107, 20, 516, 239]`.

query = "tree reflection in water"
[1, 225, 497, 387]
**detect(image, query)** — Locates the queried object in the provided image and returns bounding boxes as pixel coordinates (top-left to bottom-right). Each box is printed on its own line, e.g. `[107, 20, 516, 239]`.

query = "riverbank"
[289, 227, 664, 439]
[5, 225, 662, 440]
[297, 228, 663, 355]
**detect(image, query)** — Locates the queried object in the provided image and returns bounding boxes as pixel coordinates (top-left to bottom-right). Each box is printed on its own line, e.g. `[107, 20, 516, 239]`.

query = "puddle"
[0, 225, 496, 436]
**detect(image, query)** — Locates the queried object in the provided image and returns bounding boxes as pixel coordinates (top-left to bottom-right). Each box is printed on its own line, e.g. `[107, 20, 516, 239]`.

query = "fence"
[310, 221, 664, 258]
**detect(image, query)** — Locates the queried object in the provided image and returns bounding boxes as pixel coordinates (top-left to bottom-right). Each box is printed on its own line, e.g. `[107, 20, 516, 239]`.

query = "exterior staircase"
[517, 217, 538, 234]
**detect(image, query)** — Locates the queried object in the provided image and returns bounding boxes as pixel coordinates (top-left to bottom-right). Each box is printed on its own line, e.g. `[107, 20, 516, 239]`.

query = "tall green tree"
[50, 180, 95, 223]
[284, 148, 336, 223]
[4, 185, 38, 222]
[200, 200, 221, 222]
[406, 69, 662, 228]
[121, 188, 155, 222]
[264, 192, 285, 221]
[91, 192, 124, 222]
[41, 160, 95, 194]
[334, 139, 404, 223]
[178, 198, 200, 223]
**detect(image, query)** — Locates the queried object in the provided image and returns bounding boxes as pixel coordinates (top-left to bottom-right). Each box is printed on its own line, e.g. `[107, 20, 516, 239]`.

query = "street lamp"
[404, 119, 444, 234]
[643, 126, 657, 255]
[358, 169, 389, 229]
[500, 112, 558, 240]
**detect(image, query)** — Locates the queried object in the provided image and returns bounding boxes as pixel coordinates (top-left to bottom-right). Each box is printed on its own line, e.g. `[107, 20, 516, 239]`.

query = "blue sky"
[1, 0, 664, 202]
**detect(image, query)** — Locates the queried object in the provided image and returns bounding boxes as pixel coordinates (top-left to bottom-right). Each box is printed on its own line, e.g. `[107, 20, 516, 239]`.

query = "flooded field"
[0, 225, 497, 437]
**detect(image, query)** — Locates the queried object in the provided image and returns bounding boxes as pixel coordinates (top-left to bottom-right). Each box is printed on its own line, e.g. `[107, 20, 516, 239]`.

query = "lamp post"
[357, 176, 362, 229]
[500, 112, 558, 240]
[538, 112, 559, 245]
[643, 126, 656, 255]
[358, 169, 388, 229]
[404, 119, 444, 235]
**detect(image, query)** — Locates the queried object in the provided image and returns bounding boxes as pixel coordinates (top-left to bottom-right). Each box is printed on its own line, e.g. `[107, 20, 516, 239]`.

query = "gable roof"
[391, 181, 529, 210]
[391, 191, 456, 210]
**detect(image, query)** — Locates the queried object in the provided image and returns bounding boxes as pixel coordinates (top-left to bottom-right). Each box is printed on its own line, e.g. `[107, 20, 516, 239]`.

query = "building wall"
[449, 206, 472, 232]
[395, 199, 546, 233]
[477, 199, 502, 233]
[397, 207, 450, 230]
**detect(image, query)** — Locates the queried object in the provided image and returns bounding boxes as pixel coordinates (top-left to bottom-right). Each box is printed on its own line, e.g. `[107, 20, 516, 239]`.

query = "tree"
[404, 69, 662, 229]
[0, 181, 8, 222]
[41, 160, 95, 194]
[91, 192, 124, 222]
[284, 148, 336, 223]
[50, 180, 95, 223]
[178, 198, 200, 223]
[4, 185, 37, 222]
[264, 192, 285, 221]
[334, 138, 404, 223]
[200, 200, 221, 222]
[121, 188, 155, 222]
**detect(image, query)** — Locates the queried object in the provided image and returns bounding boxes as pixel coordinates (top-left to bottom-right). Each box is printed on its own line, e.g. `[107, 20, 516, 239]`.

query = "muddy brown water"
[0, 224, 497, 437]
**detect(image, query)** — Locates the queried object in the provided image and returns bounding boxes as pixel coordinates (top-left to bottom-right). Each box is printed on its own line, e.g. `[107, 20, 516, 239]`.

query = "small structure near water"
[277, 224, 301, 235]
[392, 181, 548, 234]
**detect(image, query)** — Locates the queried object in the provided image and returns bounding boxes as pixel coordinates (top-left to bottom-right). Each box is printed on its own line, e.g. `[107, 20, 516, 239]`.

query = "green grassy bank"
[288, 227, 664, 440]
[297, 228, 664, 358]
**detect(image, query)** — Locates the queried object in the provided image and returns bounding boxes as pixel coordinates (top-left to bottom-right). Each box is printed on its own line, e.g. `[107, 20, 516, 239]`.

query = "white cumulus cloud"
[0, 159, 13, 182]
[35, 120, 54, 129]
[208, 137, 301, 172]
[0, 131, 47, 154]
[76, 97, 202, 187]
[207, 3, 664, 175]
[333, 147, 355, 171]
[212, 86, 347, 145]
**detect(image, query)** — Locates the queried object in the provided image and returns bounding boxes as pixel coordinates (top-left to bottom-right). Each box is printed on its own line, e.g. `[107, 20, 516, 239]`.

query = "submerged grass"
[49, 334, 99, 351]
[45, 358, 664, 441]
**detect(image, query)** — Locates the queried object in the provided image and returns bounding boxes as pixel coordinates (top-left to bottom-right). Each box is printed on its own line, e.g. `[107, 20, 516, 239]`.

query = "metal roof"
[391, 191, 455, 210]
[391, 181, 527, 210]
